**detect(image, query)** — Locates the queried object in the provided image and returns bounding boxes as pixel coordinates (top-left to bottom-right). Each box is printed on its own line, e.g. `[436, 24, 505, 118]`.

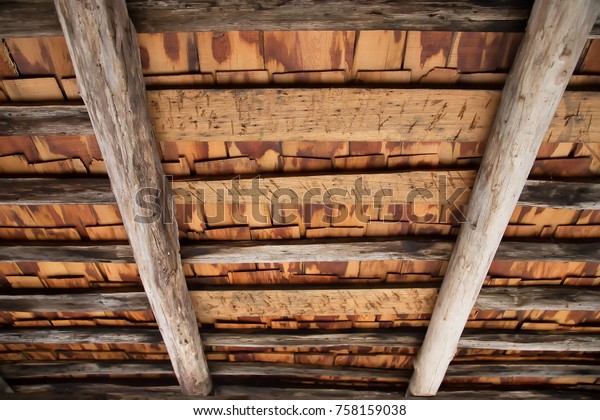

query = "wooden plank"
[54, 0, 211, 395]
[11, 1, 600, 37]
[0, 105, 93, 136]
[0, 238, 598, 264]
[1, 287, 599, 315]
[5, 384, 600, 400]
[1, 361, 599, 384]
[0, 176, 597, 210]
[2, 328, 599, 352]
[408, 0, 600, 397]
[3, 89, 599, 142]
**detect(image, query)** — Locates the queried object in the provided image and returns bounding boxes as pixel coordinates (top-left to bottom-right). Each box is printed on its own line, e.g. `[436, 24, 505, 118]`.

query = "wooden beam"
[0, 238, 598, 264]
[53, 0, 211, 395]
[0, 0, 575, 37]
[6, 384, 599, 400]
[407, 0, 600, 397]
[1, 361, 599, 384]
[2, 89, 599, 143]
[2, 328, 599, 353]
[1, 176, 599, 211]
[1, 287, 599, 316]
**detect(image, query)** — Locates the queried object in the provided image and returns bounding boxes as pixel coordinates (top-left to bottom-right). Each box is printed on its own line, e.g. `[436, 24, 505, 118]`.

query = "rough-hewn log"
[0, 0, 584, 37]
[5, 384, 599, 400]
[2, 328, 599, 353]
[0, 238, 598, 264]
[53, 0, 211, 395]
[408, 0, 600, 397]
[0, 105, 92, 136]
[1, 287, 599, 316]
[0, 176, 598, 211]
[2, 89, 599, 143]
[1, 361, 598, 384]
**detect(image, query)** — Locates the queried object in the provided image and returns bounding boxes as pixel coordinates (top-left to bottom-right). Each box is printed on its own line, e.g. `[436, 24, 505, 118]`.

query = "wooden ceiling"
[0, 0, 599, 399]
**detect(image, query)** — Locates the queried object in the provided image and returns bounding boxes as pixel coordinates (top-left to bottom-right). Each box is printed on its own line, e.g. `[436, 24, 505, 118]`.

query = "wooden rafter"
[5, 0, 600, 37]
[0, 237, 598, 264]
[2, 286, 599, 315]
[2, 328, 599, 353]
[2, 89, 599, 143]
[53, 0, 211, 394]
[0, 176, 599, 210]
[407, 0, 600, 397]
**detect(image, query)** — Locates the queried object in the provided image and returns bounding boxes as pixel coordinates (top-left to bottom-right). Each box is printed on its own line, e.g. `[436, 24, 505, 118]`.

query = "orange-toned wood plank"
[2, 77, 64, 101]
[197, 31, 264, 73]
[352, 31, 406, 78]
[403, 31, 453, 82]
[137, 32, 200, 75]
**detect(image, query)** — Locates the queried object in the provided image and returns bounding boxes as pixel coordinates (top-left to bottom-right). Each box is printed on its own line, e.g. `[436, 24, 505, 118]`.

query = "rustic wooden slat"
[0, 1, 579, 38]
[0, 176, 597, 210]
[5, 384, 599, 400]
[408, 0, 600, 397]
[0, 238, 598, 264]
[2, 328, 599, 352]
[2, 89, 599, 143]
[1, 287, 599, 315]
[0, 105, 92, 136]
[1, 361, 598, 384]
[54, 0, 211, 395]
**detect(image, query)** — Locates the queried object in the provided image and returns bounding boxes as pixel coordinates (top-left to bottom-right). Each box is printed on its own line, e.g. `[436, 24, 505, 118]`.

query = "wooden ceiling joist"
[2, 328, 600, 353]
[5, 385, 599, 400]
[2, 286, 599, 315]
[3, 0, 600, 38]
[407, 0, 600, 397]
[0, 237, 598, 264]
[2, 360, 599, 384]
[0, 176, 599, 210]
[53, 0, 211, 395]
[2, 89, 599, 143]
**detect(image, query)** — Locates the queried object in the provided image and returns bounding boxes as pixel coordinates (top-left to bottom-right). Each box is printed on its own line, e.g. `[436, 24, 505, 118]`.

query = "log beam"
[0, 238, 598, 264]
[0, 176, 599, 211]
[407, 0, 600, 396]
[53, 0, 211, 394]
[1, 286, 599, 316]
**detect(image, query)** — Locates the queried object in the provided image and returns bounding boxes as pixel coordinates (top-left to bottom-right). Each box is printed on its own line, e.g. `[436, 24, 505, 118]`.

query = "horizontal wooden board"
[1, 287, 599, 315]
[1, 176, 598, 210]
[5, 1, 591, 37]
[1, 361, 598, 383]
[2, 90, 598, 143]
[2, 328, 599, 352]
[6, 384, 600, 400]
[0, 238, 599, 264]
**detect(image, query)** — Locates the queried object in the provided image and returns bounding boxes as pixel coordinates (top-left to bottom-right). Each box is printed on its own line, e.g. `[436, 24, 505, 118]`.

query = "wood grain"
[54, 0, 211, 395]
[1, 287, 599, 315]
[0, 176, 597, 210]
[3, 328, 599, 352]
[9, 1, 600, 37]
[408, 0, 600, 396]
[3, 89, 598, 143]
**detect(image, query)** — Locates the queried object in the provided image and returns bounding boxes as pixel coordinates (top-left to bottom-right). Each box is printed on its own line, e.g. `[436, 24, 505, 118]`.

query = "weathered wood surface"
[1, 176, 598, 210]
[2, 328, 599, 352]
[5, 384, 599, 400]
[1, 287, 599, 316]
[0, 238, 598, 264]
[2, 90, 599, 143]
[1, 361, 599, 384]
[0, 178, 116, 205]
[54, 0, 211, 395]
[408, 0, 600, 397]
[6, 1, 596, 37]
[0, 105, 92, 136]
